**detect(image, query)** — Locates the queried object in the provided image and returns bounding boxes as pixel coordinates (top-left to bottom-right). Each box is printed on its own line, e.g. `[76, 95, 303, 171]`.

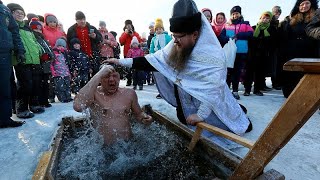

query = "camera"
[129, 30, 133, 34]
[105, 35, 108, 40]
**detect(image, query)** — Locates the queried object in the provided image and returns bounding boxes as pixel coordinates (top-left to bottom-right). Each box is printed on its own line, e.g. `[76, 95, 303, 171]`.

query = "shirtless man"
[73, 65, 152, 145]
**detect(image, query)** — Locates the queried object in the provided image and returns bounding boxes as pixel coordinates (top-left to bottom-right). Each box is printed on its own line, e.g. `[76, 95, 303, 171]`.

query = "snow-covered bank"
[0, 79, 319, 180]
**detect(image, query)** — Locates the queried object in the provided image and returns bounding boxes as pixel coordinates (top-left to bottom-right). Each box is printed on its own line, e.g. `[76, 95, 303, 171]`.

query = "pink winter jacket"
[99, 29, 118, 58]
[42, 13, 66, 48]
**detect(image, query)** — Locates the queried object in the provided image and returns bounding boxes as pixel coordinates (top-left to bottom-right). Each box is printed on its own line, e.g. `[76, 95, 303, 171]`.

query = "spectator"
[7, 3, 45, 118]
[67, 11, 102, 77]
[0, 0, 25, 128]
[98, 21, 117, 60]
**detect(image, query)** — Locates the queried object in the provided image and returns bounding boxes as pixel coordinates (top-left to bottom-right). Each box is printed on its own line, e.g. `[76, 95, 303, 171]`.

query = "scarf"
[253, 22, 270, 37]
[212, 19, 226, 36]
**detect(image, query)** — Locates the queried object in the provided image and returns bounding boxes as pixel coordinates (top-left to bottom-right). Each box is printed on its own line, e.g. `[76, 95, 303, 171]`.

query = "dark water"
[56, 121, 218, 180]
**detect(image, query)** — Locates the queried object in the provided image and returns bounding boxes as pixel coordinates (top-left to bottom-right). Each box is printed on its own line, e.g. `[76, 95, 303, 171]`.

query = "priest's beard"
[167, 44, 194, 72]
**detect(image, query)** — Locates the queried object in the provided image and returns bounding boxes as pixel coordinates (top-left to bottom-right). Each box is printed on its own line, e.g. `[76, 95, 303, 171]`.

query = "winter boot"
[17, 110, 34, 119]
[0, 118, 25, 128]
[139, 86, 143, 90]
[30, 106, 45, 114]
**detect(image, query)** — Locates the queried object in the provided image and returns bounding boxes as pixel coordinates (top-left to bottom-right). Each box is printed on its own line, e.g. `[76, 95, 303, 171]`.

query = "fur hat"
[230, 5, 241, 15]
[291, 0, 319, 16]
[29, 18, 43, 31]
[75, 11, 86, 20]
[55, 38, 67, 48]
[99, 21, 106, 27]
[46, 15, 58, 24]
[169, 0, 202, 33]
[154, 18, 164, 30]
[125, 19, 132, 25]
[131, 36, 139, 46]
[7, 3, 25, 15]
[123, 19, 135, 31]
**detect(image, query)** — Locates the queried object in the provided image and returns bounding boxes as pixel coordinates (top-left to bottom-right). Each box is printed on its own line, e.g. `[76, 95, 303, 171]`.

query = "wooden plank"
[197, 122, 254, 149]
[188, 126, 204, 151]
[230, 74, 320, 179]
[32, 151, 53, 180]
[283, 58, 320, 73]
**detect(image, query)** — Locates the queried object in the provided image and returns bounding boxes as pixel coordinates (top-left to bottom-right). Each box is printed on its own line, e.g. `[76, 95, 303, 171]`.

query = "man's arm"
[73, 65, 114, 112]
[130, 90, 152, 125]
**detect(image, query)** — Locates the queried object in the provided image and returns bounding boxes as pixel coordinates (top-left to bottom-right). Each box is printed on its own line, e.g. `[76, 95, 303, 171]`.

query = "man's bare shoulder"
[118, 87, 137, 96]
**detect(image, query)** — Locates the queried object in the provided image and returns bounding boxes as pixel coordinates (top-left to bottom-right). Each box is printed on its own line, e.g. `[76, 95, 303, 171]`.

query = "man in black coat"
[0, 1, 25, 128]
[67, 11, 102, 77]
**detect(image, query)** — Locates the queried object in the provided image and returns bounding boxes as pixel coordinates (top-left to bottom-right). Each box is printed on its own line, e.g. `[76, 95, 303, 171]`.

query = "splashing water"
[57, 117, 217, 179]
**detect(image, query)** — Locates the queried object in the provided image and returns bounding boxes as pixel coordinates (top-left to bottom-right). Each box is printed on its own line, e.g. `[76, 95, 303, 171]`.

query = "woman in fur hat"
[277, 0, 319, 98]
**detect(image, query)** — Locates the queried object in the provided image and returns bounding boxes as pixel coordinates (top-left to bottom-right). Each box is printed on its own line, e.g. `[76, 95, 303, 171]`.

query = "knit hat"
[149, 22, 155, 29]
[46, 15, 58, 23]
[55, 38, 67, 48]
[169, 0, 202, 33]
[70, 38, 81, 47]
[29, 18, 43, 31]
[75, 11, 86, 20]
[291, 0, 319, 16]
[7, 3, 25, 15]
[260, 11, 273, 19]
[230, 5, 241, 15]
[131, 36, 139, 46]
[154, 18, 164, 30]
[99, 20, 106, 27]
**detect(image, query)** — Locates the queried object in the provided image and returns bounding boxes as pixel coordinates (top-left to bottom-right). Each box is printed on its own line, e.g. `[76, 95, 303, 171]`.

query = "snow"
[0, 78, 319, 180]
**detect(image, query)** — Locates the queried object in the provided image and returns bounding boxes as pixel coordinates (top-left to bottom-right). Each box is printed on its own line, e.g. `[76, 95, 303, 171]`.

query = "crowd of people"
[1, 0, 319, 145]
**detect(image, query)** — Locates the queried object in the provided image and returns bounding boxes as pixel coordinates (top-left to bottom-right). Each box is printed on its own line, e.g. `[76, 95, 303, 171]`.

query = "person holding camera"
[98, 21, 117, 61]
[119, 19, 142, 86]
[67, 11, 102, 78]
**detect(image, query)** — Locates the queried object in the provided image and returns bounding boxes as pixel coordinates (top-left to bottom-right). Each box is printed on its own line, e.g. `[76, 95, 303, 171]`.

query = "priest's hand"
[102, 58, 120, 65]
[186, 114, 204, 126]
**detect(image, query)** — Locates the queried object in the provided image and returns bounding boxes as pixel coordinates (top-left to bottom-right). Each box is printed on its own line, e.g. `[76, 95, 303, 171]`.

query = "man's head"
[100, 65, 120, 95]
[168, 0, 201, 71]
[75, 11, 86, 28]
[272, 6, 282, 20]
[7, 3, 25, 22]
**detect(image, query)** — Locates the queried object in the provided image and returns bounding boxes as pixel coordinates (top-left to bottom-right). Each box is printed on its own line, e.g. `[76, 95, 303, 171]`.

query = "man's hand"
[96, 64, 115, 78]
[186, 114, 204, 126]
[140, 112, 153, 125]
[102, 58, 120, 65]
[17, 54, 26, 65]
[89, 32, 96, 39]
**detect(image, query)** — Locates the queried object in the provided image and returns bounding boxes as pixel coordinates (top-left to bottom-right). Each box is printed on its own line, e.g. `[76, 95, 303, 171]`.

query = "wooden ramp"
[229, 58, 320, 179]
